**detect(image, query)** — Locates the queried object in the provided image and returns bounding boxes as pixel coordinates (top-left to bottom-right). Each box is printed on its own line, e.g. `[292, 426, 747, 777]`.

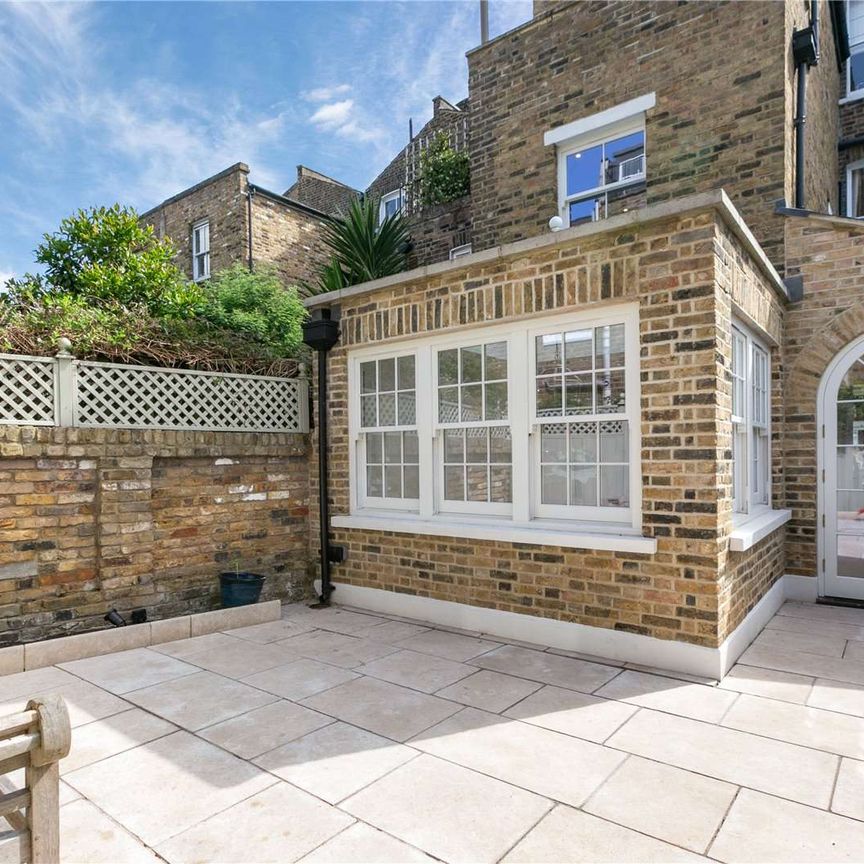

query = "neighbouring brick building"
[140, 162, 334, 289]
[303, 0, 864, 679]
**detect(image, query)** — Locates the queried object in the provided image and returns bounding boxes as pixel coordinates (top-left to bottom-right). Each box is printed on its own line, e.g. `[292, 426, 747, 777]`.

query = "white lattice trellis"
[0, 354, 57, 425]
[75, 361, 307, 432]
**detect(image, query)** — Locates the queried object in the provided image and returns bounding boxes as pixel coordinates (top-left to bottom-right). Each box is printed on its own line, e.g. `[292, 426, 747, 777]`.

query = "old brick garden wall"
[0, 425, 311, 645]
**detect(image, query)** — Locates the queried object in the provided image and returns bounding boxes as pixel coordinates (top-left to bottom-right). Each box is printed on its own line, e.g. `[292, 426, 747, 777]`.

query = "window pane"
[398, 391, 415, 425]
[838, 402, 864, 445]
[490, 466, 512, 503]
[366, 465, 383, 497]
[403, 431, 419, 464]
[570, 466, 598, 506]
[465, 428, 488, 463]
[467, 466, 489, 502]
[461, 345, 483, 383]
[438, 349, 459, 386]
[595, 369, 625, 413]
[361, 362, 376, 393]
[595, 324, 625, 368]
[600, 465, 629, 507]
[490, 429, 512, 463]
[384, 465, 402, 498]
[397, 355, 415, 389]
[537, 376, 563, 416]
[485, 342, 508, 380]
[461, 384, 483, 421]
[565, 375, 593, 415]
[536, 334, 563, 377]
[569, 194, 605, 226]
[564, 330, 592, 372]
[379, 358, 396, 392]
[444, 466, 465, 500]
[604, 131, 644, 184]
[541, 425, 567, 463]
[366, 432, 382, 464]
[851, 49, 864, 93]
[439, 387, 459, 422]
[444, 429, 464, 463]
[541, 465, 567, 505]
[566, 143, 603, 196]
[361, 395, 377, 427]
[379, 393, 397, 426]
[384, 432, 401, 464]
[403, 465, 419, 499]
[485, 382, 508, 420]
[570, 422, 597, 462]
[600, 421, 628, 463]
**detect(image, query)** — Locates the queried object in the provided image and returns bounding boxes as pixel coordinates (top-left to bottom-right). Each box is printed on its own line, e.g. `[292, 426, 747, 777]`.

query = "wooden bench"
[0, 696, 71, 864]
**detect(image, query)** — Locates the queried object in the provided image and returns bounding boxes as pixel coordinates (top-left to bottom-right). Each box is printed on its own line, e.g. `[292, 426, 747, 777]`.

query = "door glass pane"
[536, 335, 563, 376]
[837, 401, 864, 445]
[564, 330, 592, 372]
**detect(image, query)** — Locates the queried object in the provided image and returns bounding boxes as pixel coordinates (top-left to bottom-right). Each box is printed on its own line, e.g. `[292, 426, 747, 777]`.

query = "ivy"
[417, 133, 470, 207]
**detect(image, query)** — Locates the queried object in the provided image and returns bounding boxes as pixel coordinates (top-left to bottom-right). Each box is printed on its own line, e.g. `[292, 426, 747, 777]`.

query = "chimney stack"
[480, 0, 489, 44]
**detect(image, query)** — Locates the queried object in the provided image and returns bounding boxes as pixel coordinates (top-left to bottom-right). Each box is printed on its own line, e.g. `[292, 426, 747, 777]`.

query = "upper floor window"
[731, 321, 771, 518]
[379, 190, 403, 224]
[348, 304, 641, 532]
[847, 159, 864, 218]
[192, 220, 210, 281]
[449, 243, 472, 260]
[848, 0, 864, 98]
[545, 93, 654, 229]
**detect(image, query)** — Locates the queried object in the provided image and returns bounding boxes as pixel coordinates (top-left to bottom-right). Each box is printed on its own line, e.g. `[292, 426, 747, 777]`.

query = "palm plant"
[306, 196, 410, 295]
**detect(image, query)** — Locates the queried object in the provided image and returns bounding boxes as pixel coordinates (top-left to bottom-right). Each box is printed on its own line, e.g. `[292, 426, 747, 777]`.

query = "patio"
[1, 600, 864, 863]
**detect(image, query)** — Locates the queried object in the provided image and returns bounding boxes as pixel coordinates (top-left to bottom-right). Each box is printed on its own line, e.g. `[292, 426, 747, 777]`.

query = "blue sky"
[0, 0, 532, 282]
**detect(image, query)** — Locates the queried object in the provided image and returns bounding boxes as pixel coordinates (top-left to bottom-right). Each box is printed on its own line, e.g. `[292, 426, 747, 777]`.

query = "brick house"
[302, 0, 864, 680]
[140, 162, 338, 289]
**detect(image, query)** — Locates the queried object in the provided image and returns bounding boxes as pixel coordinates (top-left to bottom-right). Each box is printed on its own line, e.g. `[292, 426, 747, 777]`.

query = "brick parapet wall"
[782, 213, 864, 578]
[317, 205, 782, 647]
[406, 197, 472, 269]
[0, 425, 311, 644]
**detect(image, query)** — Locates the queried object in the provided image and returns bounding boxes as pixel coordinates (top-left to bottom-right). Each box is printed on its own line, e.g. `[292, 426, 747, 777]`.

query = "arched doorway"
[820, 334, 864, 600]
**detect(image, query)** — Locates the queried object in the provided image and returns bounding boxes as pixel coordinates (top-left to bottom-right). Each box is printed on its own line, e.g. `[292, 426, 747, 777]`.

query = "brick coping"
[0, 601, 282, 675]
[305, 190, 788, 310]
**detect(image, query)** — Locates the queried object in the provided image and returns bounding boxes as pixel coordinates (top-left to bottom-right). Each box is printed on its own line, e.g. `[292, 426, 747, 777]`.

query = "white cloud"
[309, 99, 355, 129]
[0, 270, 15, 286]
[0, 3, 294, 209]
[302, 84, 351, 103]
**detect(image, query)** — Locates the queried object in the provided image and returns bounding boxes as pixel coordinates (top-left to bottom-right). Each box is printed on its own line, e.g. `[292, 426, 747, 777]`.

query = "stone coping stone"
[0, 601, 282, 674]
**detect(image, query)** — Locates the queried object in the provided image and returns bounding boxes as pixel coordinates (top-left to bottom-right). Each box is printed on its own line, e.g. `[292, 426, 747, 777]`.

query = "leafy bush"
[418, 133, 470, 207]
[200, 263, 307, 358]
[8, 205, 201, 318]
[307, 196, 409, 294]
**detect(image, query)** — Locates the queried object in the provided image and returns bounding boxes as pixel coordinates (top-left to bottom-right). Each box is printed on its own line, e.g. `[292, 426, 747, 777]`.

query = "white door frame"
[817, 333, 864, 599]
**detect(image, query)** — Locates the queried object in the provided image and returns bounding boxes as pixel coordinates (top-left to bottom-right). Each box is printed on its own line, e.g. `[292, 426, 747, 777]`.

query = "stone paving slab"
[2, 599, 863, 863]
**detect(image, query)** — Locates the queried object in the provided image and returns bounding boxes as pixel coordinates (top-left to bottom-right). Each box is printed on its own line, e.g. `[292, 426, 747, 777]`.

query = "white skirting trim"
[322, 575, 817, 680]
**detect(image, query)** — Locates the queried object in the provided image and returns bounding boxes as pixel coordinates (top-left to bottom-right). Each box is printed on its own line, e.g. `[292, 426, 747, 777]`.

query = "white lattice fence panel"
[0, 354, 57, 425]
[75, 362, 307, 432]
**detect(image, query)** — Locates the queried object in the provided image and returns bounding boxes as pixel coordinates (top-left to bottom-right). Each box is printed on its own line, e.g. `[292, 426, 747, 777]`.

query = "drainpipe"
[302, 308, 341, 606]
[793, 1, 820, 209]
[480, 0, 489, 44]
[247, 185, 255, 271]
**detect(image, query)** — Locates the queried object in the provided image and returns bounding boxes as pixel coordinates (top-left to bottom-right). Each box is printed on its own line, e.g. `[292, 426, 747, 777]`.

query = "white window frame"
[731, 321, 772, 521]
[846, 158, 864, 217]
[449, 243, 472, 260]
[346, 303, 643, 539]
[847, 0, 864, 100]
[379, 190, 403, 224]
[545, 93, 654, 229]
[353, 348, 419, 513]
[192, 219, 210, 282]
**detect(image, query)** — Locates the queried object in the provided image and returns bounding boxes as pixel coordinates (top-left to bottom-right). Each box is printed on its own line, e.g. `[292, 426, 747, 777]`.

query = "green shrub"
[418, 133, 470, 207]
[200, 263, 307, 358]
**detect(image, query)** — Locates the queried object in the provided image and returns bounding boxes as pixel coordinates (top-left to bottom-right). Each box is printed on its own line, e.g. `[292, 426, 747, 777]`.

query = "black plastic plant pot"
[219, 572, 265, 608]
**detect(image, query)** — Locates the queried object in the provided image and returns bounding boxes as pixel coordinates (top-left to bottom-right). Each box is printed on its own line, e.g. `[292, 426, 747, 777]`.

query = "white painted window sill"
[729, 508, 792, 552]
[331, 513, 658, 554]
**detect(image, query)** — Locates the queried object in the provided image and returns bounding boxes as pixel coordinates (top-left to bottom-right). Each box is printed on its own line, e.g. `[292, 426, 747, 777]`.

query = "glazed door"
[824, 347, 864, 600]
